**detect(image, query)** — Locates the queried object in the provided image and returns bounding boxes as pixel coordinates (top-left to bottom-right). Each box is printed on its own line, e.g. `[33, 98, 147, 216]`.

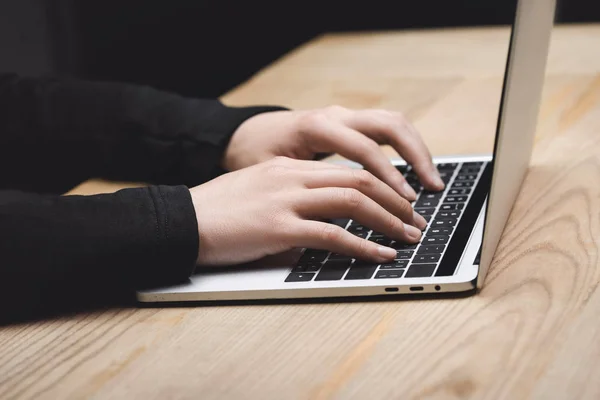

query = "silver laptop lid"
[477, 0, 556, 288]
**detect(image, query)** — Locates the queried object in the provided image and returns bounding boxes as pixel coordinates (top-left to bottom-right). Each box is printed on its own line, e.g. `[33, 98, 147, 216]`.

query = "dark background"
[2, 0, 599, 98]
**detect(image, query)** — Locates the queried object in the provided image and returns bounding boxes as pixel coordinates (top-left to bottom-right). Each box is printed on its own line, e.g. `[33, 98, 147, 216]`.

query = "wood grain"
[2, 24, 600, 399]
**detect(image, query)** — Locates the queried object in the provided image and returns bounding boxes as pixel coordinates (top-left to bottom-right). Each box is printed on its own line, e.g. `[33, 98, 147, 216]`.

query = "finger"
[294, 187, 422, 243]
[348, 110, 445, 191]
[308, 121, 418, 201]
[302, 168, 427, 229]
[294, 220, 398, 263]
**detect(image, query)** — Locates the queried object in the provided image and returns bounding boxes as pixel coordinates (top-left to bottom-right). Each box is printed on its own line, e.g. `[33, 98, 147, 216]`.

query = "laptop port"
[409, 286, 424, 291]
[385, 287, 399, 292]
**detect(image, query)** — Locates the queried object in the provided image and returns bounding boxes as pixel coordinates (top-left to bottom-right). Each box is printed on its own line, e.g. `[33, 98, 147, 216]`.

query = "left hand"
[222, 106, 445, 201]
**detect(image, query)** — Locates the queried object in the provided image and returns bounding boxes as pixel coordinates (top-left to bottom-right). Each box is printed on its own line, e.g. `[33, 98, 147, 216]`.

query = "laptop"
[137, 0, 556, 303]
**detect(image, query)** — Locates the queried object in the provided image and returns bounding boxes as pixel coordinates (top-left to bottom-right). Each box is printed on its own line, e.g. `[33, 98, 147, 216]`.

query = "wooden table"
[2, 24, 600, 399]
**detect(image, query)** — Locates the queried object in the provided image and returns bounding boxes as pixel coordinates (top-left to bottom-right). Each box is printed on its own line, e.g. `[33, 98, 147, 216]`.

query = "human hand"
[190, 156, 427, 266]
[223, 106, 444, 201]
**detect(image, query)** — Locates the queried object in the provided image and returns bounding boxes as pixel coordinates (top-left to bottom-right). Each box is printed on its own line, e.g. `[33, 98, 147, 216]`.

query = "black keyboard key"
[430, 219, 456, 228]
[285, 272, 315, 282]
[354, 231, 369, 238]
[375, 270, 405, 279]
[445, 196, 468, 203]
[459, 167, 481, 174]
[315, 261, 350, 281]
[293, 263, 322, 272]
[448, 188, 471, 195]
[436, 163, 458, 170]
[328, 253, 353, 261]
[390, 241, 418, 250]
[414, 207, 435, 216]
[438, 211, 461, 219]
[423, 235, 449, 245]
[413, 254, 441, 263]
[462, 162, 483, 167]
[298, 250, 329, 264]
[409, 183, 423, 193]
[395, 250, 414, 260]
[369, 236, 393, 246]
[440, 203, 460, 211]
[421, 192, 444, 201]
[417, 244, 445, 254]
[451, 181, 474, 188]
[348, 224, 368, 234]
[427, 227, 453, 236]
[329, 218, 350, 228]
[396, 165, 409, 174]
[405, 264, 437, 277]
[344, 265, 377, 280]
[456, 203, 465, 210]
[438, 172, 454, 183]
[456, 174, 477, 181]
[380, 259, 409, 269]
[415, 198, 439, 208]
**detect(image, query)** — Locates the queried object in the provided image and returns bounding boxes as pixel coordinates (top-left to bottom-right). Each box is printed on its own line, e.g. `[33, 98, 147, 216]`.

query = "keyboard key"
[427, 227, 453, 236]
[415, 198, 439, 208]
[456, 203, 465, 210]
[421, 192, 444, 201]
[348, 224, 368, 234]
[369, 236, 393, 246]
[344, 265, 377, 280]
[438, 172, 454, 183]
[440, 203, 460, 211]
[353, 231, 369, 238]
[445, 196, 468, 203]
[459, 167, 481, 174]
[431, 219, 456, 228]
[328, 253, 353, 261]
[293, 263, 322, 272]
[405, 264, 437, 277]
[315, 261, 350, 281]
[379, 260, 409, 269]
[390, 241, 418, 250]
[414, 207, 435, 216]
[413, 254, 441, 263]
[375, 270, 405, 279]
[329, 219, 350, 228]
[456, 174, 477, 181]
[462, 162, 483, 167]
[424, 235, 449, 245]
[451, 181, 474, 188]
[448, 188, 471, 195]
[395, 250, 414, 260]
[298, 250, 328, 264]
[436, 163, 458, 170]
[396, 165, 409, 174]
[285, 272, 315, 282]
[417, 244, 445, 254]
[438, 211, 461, 219]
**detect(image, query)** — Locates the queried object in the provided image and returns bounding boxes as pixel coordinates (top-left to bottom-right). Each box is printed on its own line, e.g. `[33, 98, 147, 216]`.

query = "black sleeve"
[0, 73, 287, 194]
[0, 185, 198, 323]
[0, 73, 288, 323]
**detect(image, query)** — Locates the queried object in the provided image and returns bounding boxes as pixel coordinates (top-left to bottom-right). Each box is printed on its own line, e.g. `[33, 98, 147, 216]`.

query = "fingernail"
[402, 182, 417, 200]
[413, 211, 428, 230]
[377, 246, 397, 260]
[404, 223, 422, 240]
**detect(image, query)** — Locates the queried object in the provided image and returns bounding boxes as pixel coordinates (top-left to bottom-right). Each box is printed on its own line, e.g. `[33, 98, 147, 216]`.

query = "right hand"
[190, 156, 427, 266]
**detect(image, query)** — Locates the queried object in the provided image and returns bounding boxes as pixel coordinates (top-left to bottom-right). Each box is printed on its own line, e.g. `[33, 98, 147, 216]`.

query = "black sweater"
[0, 73, 285, 322]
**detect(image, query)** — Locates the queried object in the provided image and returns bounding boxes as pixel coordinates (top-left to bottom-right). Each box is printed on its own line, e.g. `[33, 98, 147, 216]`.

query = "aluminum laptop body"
[137, 0, 556, 303]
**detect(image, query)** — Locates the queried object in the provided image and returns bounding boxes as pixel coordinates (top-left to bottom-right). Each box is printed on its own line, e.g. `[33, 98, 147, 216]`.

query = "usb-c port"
[385, 287, 399, 292]
[410, 286, 424, 291]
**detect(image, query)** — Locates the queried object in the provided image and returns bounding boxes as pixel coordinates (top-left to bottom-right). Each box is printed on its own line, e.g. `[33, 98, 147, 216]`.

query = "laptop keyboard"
[285, 161, 487, 283]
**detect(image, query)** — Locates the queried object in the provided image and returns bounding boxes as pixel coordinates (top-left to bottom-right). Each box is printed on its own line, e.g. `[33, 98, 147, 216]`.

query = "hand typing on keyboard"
[190, 156, 428, 266]
[223, 105, 445, 201]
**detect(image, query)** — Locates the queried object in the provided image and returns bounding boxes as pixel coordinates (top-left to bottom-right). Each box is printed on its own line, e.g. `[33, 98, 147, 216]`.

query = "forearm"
[0, 185, 198, 323]
[0, 73, 286, 193]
